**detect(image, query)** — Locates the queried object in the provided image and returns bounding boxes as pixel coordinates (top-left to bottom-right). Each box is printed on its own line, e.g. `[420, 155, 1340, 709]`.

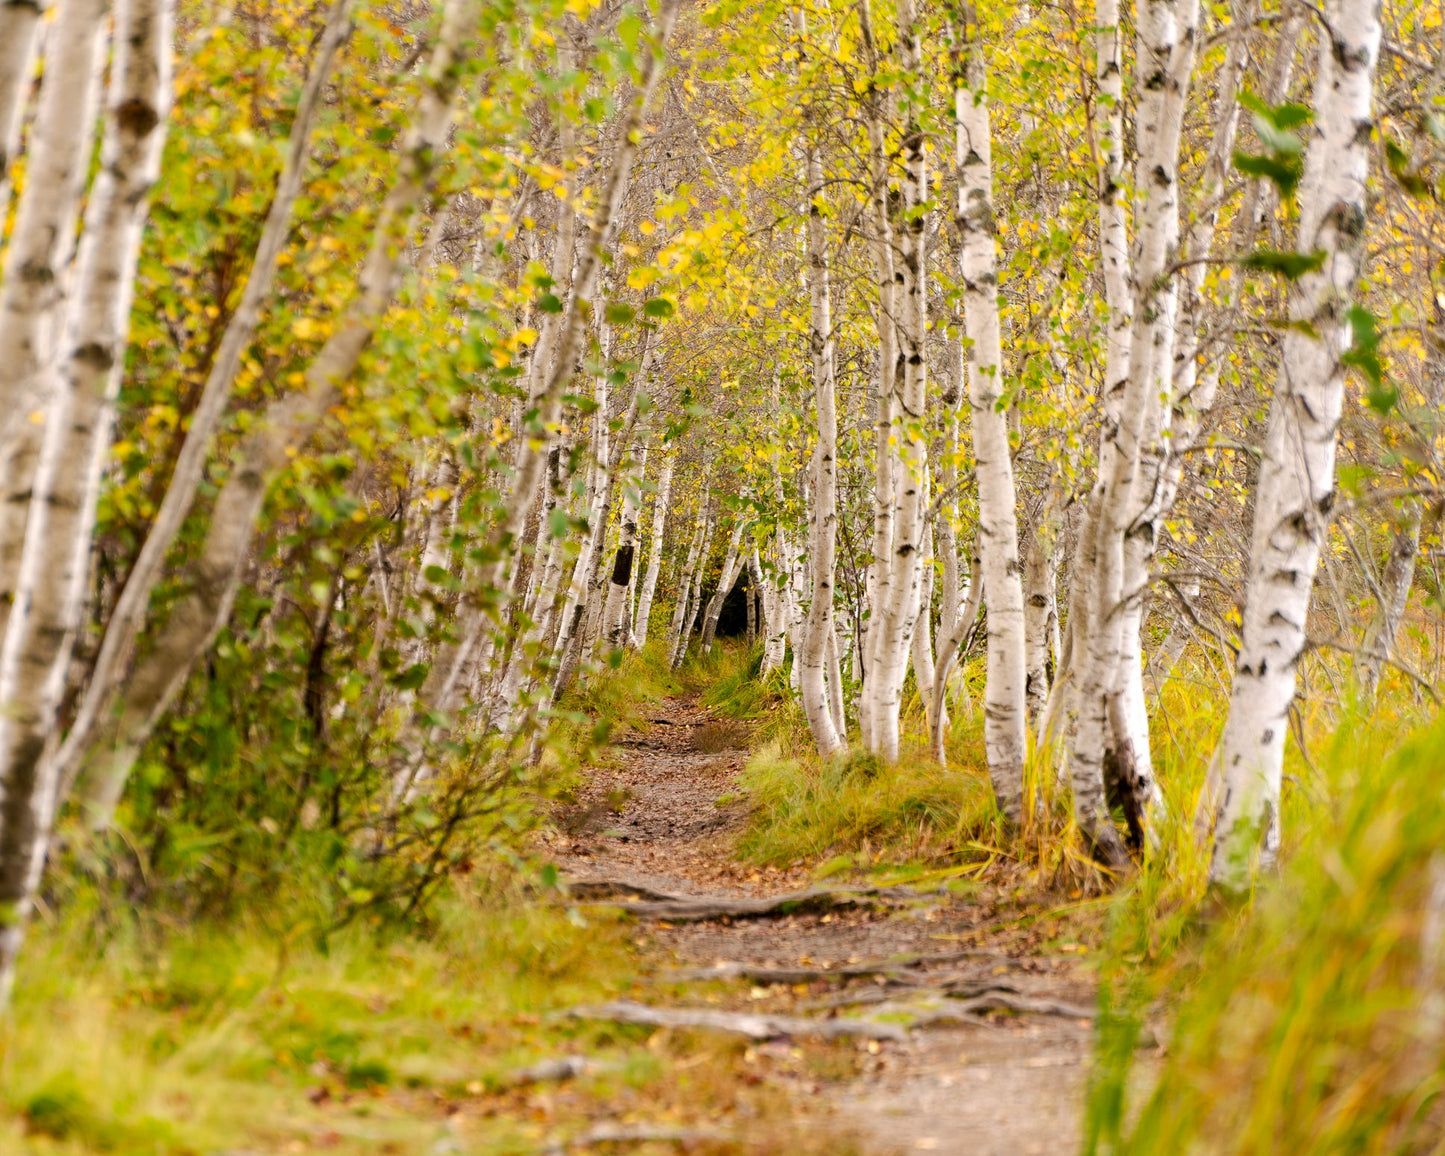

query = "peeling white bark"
[795, 60, 843, 754]
[954, 4, 1026, 822]
[71, 0, 474, 824]
[53, 0, 352, 803]
[632, 448, 673, 649]
[0, 0, 48, 224]
[1210, 0, 1380, 891]
[0, 0, 110, 643]
[0, 0, 169, 1003]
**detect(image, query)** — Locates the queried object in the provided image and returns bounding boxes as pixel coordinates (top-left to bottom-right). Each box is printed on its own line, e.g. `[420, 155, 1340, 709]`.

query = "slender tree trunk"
[796, 55, 843, 754]
[0, 0, 111, 644]
[699, 518, 745, 654]
[633, 447, 673, 648]
[1147, 578, 1200, 698]
[857, 0, 898, 754]
[672, 503, 715, 669]
[1067, 0, 1198, 862]
[1023, 492, 1063, 723]
[911, 520, 937, 730]
[601, 444, 645, 650]
[866, 0, 931, 764]
[954, 3, 1026, 822]
[0, 0, 170, 1004]
[0, 0, 48, 224]
[756, 545, 787, 674]
[666, 500, 710, 667]
[52, 1, 351, 800]
[1040, 0, 1136, 756]
[70, 0, 474, 824]
[1210, 0, 1380, 891]
[931, 543, 984, 766]
[827, 621, 847, 739]
[1359, 507, 1424, 699]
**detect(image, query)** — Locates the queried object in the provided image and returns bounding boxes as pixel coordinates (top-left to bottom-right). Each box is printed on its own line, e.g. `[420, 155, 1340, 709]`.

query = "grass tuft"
[1085, 691, 1445, 1154]
[735, 740, 999, 871]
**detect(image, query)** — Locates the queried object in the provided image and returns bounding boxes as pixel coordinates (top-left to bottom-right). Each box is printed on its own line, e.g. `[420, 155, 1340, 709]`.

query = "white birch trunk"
[796, 78, 843, 755]
[911, 521, 936, 730]
[856, 0, 898, 753]
[699, 518, 745, 654]
[931, 542, 984, 766]
[866, 0, 930, 764]
[757, 545, 787, 675]
[1041, 0, 1136, 750]
[955, 6, 1026, 822]
[671, 503, 715, 669]
[601, 445, 645, 650]
[1066, 0, 1197, 861]
[51, 0, 351, 801]
[0, 0, 48, 224]
[1023, 497, 1062, 722]
[632, 447, 673, 649]
[666, 501, 709, 666]
[0, 0, 170, 1003]
[69, 0, 474, 824]
[0, 0, 110, 644]
[1210, 0, 1380, 890]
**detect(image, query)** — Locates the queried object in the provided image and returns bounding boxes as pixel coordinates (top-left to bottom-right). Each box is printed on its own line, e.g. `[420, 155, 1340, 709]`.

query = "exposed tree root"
[564, 877, 684, 902]
[542, 1122, 733, 1153]
[802, 980, 1021, 1011]
[504, 1055, 602, 1086]
[565, 998, 908, 1041]
[578, 881, 921, 922]
[660, 947, 1016, 985]
[904, 992, 1098, 1025]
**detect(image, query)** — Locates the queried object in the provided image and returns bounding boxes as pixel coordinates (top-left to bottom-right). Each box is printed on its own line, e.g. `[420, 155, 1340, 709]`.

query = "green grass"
[1085, 680, 1445, 1154]
[0, 880, 644, 1154]
[735, 732, 998, 872]
[3, 635, 876, 1156]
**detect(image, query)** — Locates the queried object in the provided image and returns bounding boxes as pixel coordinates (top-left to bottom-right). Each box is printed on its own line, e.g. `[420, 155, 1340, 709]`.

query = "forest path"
[544, 694, 1098, 1155]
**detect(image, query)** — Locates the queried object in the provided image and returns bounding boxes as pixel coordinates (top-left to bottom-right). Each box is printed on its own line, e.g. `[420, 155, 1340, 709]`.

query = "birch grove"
[0, 0, 1434, 1010]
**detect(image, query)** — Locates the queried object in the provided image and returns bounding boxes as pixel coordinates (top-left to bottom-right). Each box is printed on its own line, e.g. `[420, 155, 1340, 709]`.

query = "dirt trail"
[545, 694, 1099, 1154]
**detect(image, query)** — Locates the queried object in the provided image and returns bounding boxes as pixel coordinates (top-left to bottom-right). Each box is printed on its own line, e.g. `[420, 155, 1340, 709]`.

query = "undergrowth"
[4, 638, 871, 1155]
[1, 878, 642, 1153]
[1085, 679, 1445, 1154]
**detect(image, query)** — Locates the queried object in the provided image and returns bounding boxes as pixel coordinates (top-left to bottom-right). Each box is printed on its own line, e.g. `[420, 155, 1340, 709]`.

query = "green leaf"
[540, 863, 559, 889]
[548, 507, 570, 539]
[605, 301, 636, 325]
[642, 296, 675, 319]
[1234, 150, 1304, 199]
[392, 663, 429, 691]
[1241, 248, 1326, 279]
[538, 293, 564, 314]
[1341, 305, 1394, 413]
[1385, 140, 1430, 198]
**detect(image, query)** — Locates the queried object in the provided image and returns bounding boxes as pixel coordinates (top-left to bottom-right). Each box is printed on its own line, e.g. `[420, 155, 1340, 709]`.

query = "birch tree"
[0, 0, 110, 641]
[70, 0, 478, 826]
[1210, 0, 1382, 891]
[797, 31, 844, 754]
[0, 0, 48, 222]
[632, 447, 674, 647]
[953, 0, 1026, 822]
[0, 0, 170, 1000]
